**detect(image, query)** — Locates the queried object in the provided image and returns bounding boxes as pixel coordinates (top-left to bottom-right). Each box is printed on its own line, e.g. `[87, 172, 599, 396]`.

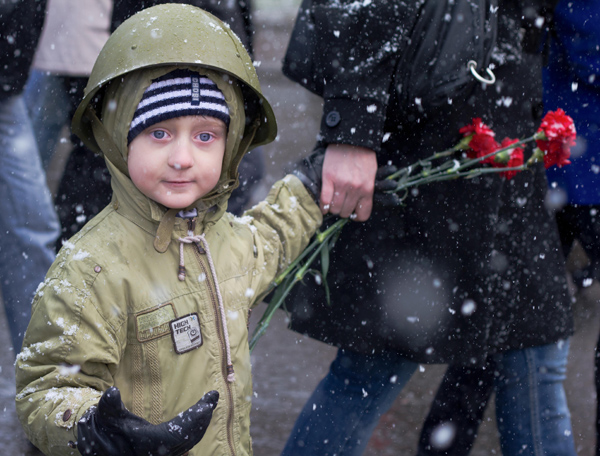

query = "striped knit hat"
[127, 69, 230, 144]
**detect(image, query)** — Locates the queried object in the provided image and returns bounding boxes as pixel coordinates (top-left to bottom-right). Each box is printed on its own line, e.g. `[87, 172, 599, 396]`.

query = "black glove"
[77, 387, 219, 456]
[373, 163, 402, 207]
[290, 148, 325, 202]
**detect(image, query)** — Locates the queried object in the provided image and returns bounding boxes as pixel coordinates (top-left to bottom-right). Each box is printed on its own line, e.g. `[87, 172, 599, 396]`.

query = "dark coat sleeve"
[0, 0, 47, 100]
[284, 0, 419, 152]
[111, 0, 253, 55]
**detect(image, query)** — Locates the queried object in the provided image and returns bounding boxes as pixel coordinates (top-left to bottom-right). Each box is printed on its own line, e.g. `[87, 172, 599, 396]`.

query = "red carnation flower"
[494, 138, 524, 180]
[459, 118, 495, 138]
[535, 109, 576, 169]
[459, 118, 498, 163]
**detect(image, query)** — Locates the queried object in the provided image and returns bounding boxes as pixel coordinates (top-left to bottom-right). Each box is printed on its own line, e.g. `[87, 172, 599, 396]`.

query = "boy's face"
[128, 116, 227, 209]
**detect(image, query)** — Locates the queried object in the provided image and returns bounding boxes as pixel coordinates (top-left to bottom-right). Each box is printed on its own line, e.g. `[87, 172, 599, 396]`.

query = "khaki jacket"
[15, 66, 322, 456]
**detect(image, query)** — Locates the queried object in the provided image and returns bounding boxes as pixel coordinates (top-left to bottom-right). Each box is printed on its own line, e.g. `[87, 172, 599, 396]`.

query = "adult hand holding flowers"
[249, 109, 576, 351]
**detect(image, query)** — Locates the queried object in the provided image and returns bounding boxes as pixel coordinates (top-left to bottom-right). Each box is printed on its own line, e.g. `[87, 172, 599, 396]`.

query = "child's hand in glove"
[77, 386, 219, 456]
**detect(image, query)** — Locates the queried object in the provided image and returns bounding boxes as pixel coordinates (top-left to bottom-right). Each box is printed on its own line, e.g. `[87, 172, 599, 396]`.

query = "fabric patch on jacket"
[170, 313, 203, 354]
[135, 303, 176, 342]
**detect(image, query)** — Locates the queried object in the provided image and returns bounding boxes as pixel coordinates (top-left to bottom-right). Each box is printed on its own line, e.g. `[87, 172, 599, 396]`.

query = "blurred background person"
[24, 0, 113, 249]
[544, 0, 600, 453]
[280, 1, 575, 455]
[415, 1, 600, 455]
[0, 0, 60, 353]
[545, 0, 600, 294]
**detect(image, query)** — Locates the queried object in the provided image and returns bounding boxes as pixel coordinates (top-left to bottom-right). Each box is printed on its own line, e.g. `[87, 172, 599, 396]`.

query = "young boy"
[15, 5, 322, 456]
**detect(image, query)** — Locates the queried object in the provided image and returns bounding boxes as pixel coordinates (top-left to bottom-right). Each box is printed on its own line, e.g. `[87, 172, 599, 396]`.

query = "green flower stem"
[387, 145, 464, 181]
[386, 165, 414, 182]
[397, 164, 531, 189]
[270, 239, 316, 286]
[386, 132, 542, 186]
[390, 135, 537, 192]
[317, 217, 349, 242]
[252, 130, 547, 351]
[410, 157, 460, 182]
[249, 217, 348, 352]
[432, 146, 464, 159]
[249, 276, 299, 351]
[527, 147, 545, 166]
[394, 162, 532, 191]
[447, 165, 530, 179]
[296, 229, 337, 279]
[271, 218, 348, 287]
[452, 135, 536, 174]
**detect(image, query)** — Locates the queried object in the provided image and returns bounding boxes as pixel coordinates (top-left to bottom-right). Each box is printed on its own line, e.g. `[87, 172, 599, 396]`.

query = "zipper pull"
[187, 217, 197, 233]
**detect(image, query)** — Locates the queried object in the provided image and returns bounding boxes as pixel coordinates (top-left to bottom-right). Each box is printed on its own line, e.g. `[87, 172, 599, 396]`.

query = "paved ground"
[248, 275, 600, 456]
[1, 5, 599, 455]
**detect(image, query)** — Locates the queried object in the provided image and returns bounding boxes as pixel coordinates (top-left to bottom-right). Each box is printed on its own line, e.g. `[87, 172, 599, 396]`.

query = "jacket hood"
[96, 65, 252, 251]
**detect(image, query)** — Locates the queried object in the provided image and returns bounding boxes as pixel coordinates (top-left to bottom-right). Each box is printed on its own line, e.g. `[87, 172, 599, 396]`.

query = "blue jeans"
[282, 350, 418, 455]
[0, 94, 59, 352]
[493, 340, 575, 456]
[23, 69, 79, 170]
[282, 341, 575, 456]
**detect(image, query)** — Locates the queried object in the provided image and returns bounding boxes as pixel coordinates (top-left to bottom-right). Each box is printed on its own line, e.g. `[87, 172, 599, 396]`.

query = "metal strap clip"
[468, 60, 496, 85]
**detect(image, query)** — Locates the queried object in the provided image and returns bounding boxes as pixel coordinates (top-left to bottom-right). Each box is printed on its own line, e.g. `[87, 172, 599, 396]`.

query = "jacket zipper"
[188, 219, 237, 456]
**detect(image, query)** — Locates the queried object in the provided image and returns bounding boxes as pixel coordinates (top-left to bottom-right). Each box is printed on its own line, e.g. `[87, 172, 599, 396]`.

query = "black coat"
[284, 0, 572, 366]
[0, 0, 47, 100]
[111, 0, 254, 56]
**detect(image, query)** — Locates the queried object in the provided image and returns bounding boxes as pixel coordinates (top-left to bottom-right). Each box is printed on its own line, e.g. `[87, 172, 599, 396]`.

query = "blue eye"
[199, 133, 212, 142]
[152, 130, 166, 139]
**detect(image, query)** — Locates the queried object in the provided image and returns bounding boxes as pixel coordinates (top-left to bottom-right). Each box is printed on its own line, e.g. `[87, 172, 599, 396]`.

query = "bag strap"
[393, 0, 497, 111]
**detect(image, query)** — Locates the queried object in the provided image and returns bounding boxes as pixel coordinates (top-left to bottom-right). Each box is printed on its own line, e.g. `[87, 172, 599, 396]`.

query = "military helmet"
[72, 3, 277, 153]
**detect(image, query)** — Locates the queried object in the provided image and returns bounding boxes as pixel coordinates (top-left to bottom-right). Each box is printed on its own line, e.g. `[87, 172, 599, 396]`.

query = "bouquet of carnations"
[249, 109, 577, 351]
